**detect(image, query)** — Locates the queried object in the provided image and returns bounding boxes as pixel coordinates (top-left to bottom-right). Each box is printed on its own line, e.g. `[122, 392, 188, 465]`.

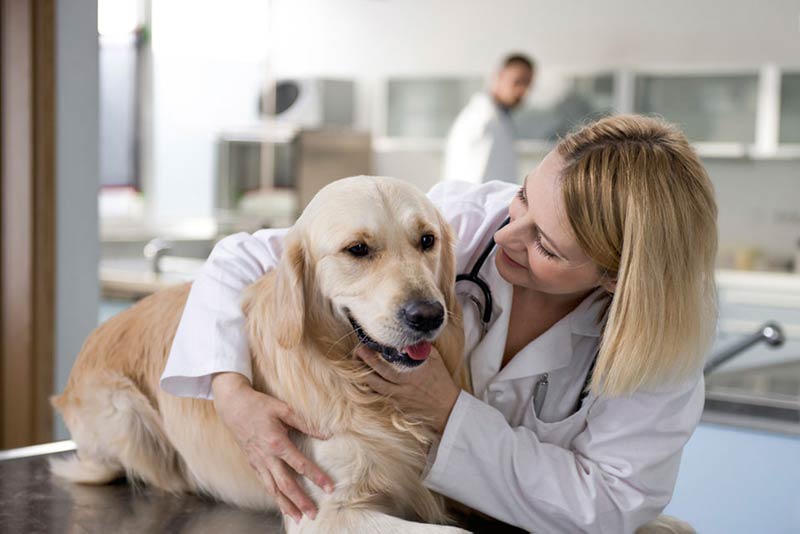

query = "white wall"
[706, 159, 800, 265]
[149, 0, 270, 219]
[55, 0, 100, 439]
[269, 0, 800, 74]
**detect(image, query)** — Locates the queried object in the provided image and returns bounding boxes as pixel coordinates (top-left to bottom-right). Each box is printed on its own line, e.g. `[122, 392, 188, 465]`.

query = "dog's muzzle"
[348, 316, 433, 368]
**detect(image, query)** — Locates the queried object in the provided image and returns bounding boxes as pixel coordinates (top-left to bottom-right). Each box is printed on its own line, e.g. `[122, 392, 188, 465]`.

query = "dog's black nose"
[400, 300, 444, 332]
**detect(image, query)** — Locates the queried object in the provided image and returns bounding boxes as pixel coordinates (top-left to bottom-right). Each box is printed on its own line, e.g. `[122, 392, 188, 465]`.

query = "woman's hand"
[354, 346, 461, 434]
[211, 372, 334, 523]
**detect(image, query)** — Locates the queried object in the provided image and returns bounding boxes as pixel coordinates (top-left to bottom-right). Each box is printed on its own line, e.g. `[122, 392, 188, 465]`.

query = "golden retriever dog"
[52, 176, 470, 533]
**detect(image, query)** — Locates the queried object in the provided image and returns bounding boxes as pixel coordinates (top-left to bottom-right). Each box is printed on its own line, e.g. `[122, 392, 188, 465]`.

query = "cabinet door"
[634, 74, 758, 143]
[780, 72, 800, 144]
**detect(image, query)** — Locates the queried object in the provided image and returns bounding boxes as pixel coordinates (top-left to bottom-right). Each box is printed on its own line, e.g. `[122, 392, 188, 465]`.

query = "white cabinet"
[378, 67, 800, 160]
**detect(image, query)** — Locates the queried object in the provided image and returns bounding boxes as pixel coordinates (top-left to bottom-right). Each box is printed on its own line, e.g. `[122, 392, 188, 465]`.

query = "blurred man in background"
[443, 54, 535, 184]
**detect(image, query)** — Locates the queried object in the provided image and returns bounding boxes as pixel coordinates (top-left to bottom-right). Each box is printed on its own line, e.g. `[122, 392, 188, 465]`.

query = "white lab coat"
[442, 93, 519, 184]
[161, 180, 704, 534]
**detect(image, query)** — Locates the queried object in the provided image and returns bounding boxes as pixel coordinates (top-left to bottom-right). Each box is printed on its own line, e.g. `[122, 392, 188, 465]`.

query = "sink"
[704, 359, 800, 435]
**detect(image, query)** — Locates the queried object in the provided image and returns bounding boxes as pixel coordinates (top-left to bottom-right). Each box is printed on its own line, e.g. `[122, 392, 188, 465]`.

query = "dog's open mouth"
[348, 317, 432, 368]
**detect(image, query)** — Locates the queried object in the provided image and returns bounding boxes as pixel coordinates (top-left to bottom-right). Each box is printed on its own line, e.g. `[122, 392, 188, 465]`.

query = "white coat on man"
[442, 93, 519, 184]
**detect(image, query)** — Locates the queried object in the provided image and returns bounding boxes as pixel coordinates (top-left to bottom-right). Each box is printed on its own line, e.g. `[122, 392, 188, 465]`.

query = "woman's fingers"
[275, 492, 303, 525]
[266, 457, 319, 521]
[253, 463, 302, 523]
[361, 371, 395, 396]
[277, 437, 335, 494]
[272, 401, 334, 492]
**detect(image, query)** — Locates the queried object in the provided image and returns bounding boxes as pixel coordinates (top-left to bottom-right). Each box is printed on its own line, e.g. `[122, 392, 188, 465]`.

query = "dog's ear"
[434, 212, 470, 391]
[437, 213, 458, 315]
[273, 234, 306, 349]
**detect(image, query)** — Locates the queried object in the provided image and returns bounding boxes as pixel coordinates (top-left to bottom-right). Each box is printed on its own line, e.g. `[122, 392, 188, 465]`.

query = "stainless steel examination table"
[0, 442, 284, 534]
[0, 442, 524, 534]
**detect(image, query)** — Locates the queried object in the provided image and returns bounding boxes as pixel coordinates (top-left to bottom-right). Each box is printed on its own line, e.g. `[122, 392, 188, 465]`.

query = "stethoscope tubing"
[455, 216, 510, 326]
[455, 215, 597, 413]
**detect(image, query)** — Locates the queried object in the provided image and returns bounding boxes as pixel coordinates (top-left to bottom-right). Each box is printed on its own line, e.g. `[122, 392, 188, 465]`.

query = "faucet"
[704, 322, 786, 375]
[143, 238, 174, 275]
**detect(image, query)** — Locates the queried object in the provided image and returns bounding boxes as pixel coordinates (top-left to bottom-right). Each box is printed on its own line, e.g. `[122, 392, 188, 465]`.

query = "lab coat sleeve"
[424, 374, 705, 533]
[160, 228, 288, 399]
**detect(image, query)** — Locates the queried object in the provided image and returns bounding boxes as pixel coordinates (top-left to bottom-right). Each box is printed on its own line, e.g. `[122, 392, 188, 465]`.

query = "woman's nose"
[495, 219, 525, 249]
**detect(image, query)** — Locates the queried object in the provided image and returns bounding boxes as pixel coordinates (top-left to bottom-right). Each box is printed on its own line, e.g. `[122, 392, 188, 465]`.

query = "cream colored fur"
[52, 176, 470, 533]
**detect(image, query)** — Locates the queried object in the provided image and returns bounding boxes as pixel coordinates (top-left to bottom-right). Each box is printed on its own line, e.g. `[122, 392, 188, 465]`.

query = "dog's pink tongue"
[404, 341, 432, 361]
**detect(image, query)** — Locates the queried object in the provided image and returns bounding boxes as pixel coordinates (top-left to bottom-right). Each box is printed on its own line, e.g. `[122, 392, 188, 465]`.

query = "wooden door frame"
[1, 0, 56, 448]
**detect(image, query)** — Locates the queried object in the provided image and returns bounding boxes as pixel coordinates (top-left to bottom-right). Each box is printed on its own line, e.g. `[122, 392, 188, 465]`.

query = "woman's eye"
[420, 234, 435, 250]
[347, 243, 370, 257]
[534, 238, 558, 260]
[516, 187, 527, 204]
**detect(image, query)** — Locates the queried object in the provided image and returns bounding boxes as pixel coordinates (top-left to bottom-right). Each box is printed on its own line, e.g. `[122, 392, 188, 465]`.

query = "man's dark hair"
[502, 53, 535, 72]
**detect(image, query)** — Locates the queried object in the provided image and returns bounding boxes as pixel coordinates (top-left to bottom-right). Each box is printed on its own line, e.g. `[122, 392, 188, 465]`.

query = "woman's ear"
[272, 235, 306, 349]
[600, 274, 617, 294]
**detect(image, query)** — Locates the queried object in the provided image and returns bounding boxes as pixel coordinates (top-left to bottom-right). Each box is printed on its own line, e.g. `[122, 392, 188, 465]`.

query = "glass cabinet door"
[513, 73, 615, 141]
[634, 74, 759, 143]
[386, 78, 482, 138]
[386, 73, 615, 142]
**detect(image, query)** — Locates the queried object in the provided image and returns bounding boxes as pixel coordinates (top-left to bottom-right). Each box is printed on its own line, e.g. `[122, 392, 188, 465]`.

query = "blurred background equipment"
[215, 76, 369, 227]
[263, 78, 355, 128]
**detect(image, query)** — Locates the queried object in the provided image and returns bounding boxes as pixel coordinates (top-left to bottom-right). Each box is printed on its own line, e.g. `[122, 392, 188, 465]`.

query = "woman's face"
[494, 150, 610, 297]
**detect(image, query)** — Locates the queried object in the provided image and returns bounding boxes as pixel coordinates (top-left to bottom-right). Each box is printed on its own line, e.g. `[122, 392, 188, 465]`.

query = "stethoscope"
[455, 216, 597, 415]
[455, 217, 510, 337]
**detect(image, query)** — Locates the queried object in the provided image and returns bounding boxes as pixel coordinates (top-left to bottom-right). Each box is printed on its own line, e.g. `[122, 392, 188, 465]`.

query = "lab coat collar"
[569, 287, 610, 338]
[493, 287, 610, 384]
[468, 251, 512, 397]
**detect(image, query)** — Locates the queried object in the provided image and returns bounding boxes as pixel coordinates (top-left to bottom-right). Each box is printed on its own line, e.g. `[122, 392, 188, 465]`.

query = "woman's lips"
[500, 248, 527, 269]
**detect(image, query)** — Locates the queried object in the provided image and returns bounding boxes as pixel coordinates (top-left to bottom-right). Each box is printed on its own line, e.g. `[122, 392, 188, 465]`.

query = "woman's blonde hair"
[557, 115, 718, 396]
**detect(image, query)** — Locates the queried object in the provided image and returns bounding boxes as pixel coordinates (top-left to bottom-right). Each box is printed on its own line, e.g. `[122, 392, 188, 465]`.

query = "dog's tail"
[49, 454, 123, 485]
[50, 375, 188, 493]
[50, 391, 122, 484]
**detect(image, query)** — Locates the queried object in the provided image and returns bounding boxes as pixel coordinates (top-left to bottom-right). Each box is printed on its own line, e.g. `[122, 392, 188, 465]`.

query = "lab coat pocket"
[521, 394, 594, 447]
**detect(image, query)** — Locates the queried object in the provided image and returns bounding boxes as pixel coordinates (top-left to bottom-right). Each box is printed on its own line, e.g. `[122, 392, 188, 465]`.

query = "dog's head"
[272, 176, 457, 368]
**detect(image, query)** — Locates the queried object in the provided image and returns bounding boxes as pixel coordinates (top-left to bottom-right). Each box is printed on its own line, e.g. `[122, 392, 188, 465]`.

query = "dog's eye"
[347, 243, 370, 257]
[420, 234, 435, 250]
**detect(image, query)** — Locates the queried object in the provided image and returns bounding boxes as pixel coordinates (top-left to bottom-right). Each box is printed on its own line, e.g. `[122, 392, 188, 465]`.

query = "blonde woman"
[162, 115, 717, 532]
